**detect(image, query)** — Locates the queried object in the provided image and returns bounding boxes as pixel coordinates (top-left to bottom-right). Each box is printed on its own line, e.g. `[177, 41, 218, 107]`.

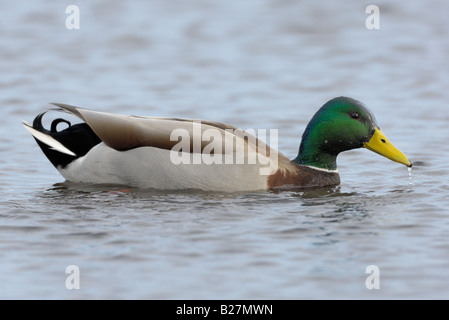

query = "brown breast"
[267, 161, 340, 189]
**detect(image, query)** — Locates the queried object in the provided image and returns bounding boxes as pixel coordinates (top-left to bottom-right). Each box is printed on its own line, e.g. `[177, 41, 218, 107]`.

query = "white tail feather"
[22, 122, 76, 156]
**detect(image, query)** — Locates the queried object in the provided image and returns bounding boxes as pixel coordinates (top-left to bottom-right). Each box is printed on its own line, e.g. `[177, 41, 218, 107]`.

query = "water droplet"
[407, 167, 413, 186]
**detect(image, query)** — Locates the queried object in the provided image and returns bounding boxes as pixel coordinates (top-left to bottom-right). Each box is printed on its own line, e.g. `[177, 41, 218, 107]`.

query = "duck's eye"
[350, 112, 360, 119]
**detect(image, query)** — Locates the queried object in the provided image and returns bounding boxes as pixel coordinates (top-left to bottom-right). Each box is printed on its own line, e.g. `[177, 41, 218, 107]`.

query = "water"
[1, 0, 449, 299]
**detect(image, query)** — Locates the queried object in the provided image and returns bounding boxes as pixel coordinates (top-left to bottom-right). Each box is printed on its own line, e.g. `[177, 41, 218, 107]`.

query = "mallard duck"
[23, 97, 411, 191]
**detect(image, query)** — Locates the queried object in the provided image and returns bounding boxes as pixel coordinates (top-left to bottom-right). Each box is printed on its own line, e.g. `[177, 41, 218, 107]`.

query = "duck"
[22, 97, 412, 192]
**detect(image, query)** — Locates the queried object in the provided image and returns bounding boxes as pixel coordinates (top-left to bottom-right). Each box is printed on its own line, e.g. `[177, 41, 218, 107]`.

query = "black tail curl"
[50, 118, 72, 133]
[32, 110, 101, 169]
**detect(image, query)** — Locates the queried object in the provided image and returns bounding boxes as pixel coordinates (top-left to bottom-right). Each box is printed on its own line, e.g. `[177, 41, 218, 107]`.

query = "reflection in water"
[285, 186, 369, 221]
[291, 186, 358, 200]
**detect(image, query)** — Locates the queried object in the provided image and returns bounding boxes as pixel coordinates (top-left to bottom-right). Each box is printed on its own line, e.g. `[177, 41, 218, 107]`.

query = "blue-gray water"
[1, 0, 449, 299]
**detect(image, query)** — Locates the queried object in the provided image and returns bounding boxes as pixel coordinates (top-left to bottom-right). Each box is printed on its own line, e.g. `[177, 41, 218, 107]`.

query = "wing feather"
[51, 103, 278, 159]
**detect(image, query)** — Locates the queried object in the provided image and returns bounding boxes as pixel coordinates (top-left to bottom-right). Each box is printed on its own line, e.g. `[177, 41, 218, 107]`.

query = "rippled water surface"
[1, 0, 449, 299]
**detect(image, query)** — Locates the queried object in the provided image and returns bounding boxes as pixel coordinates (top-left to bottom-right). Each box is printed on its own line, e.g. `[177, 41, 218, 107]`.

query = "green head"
[293, 97, 411, 170]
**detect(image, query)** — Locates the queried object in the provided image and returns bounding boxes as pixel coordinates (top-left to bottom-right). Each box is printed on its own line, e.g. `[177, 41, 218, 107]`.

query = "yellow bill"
[363, 127, 412, 167]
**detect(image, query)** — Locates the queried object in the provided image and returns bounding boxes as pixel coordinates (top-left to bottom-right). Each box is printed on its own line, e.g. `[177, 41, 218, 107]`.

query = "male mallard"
[23, 97, 411, 191]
